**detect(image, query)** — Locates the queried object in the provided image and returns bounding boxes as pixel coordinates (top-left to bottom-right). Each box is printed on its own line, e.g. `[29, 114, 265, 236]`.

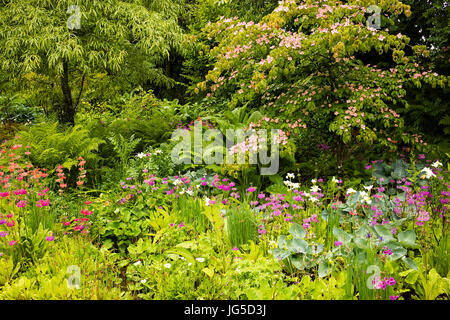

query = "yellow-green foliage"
[16, 122, 104, 170]
[0, 236, 129, 300]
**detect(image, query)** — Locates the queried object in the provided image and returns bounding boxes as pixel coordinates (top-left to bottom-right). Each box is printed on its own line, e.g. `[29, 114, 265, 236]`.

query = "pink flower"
[9, 240, 16, 246]
[16, 200, 26, 208]
[46, 234, 54, 242]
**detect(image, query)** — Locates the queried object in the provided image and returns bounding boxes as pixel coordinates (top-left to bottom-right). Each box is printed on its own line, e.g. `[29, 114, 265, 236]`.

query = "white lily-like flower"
[346, 188, 357, 195]
[363, 185, 373, 192]
[173, 179, 181, 186]
[420, 167, 436, 179]
[186, 189, 194, 196]
[431, 161, 442, 168]
[141, 279, 147, 284]
[134, 260, 142, 266]
[311, 179, 317, 184]
[136, 152, 146, 159]
[204, 197, 211, 206]
[332, 176, 339, 184]
[310, 185, 320, 193]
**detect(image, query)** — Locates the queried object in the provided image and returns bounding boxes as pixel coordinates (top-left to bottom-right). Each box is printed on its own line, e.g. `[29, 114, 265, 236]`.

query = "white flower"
[284, 180, 292, 187]
[204, 197, 211, 206]
[286, 173, 295, 179]
[196, 257, 205, 263]
[310, 185, 320, 193]
[186, 189, 194, 196]
[154, 149, 162, 154]
[431, 161, 442, 168]
[420, 167, 436, 179]
[188, 263, 192, 266]
[346, 188, 357, 194]
[136, 152, 146, 159]
[173, 179, 181, 186]
[363, 185, 373, 192]
[140, 279, 147, 284]
[164, 263, 172, 269]
[332, 176, 339, 184]
[291, 182, 300, 189]
[309, 196, 318, 203]
[134, 260, 142, 266]
[311, 179, 317, 184]
[179, 189, 185, 195]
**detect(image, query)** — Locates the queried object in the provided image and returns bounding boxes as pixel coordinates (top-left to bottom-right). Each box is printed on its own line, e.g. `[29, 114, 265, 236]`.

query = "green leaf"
[289, 223, 306, 239]
[385, 241, 407, 261]
[398, 230, 417, 248]
[405, 270, 419, 284]
[318, 261, 331, 278]
[402, 256, 418, 270]
[286, 238, 309, 254]
[202, 267, 214, 278]
[333, 227, 353, 244]
[374, 224, 394, 242]
[270, 248, 291, 261]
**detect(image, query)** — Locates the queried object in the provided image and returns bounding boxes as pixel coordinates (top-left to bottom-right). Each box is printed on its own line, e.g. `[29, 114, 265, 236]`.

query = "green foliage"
[0, 0, 191, 124]
[0, 95, 41, 124]
[16, 122, 104, 172]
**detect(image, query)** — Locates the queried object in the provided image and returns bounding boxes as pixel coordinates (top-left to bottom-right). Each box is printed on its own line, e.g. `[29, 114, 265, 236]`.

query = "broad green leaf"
[318, 261, 331, 278]
[398, 230, 417, 248]
[289, 223, 306, 239]
[286, 238, 309, 254]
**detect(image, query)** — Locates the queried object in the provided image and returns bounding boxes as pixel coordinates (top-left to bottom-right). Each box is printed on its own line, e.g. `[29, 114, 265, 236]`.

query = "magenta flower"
[335, 241, 343, 246]
[46, 234, 54, 242]
[390, 295, 399, 300]
[16, 200, 27, 208]
[9, 240, 17, 246]
[247, 187, 256, 193]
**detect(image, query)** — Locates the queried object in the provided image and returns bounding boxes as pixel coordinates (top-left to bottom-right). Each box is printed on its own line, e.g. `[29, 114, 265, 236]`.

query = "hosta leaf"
[289, 223, 306, 239]
[398, 230, 417, 248]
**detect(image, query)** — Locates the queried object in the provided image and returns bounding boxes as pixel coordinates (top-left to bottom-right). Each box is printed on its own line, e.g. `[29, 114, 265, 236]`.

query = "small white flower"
[431, 161, 442, 168]
[173, 179, 181, 186]
[286, 173, 295, 179]
[196, 257, 205, 262]
[311, 179, 317, 184]
[136, 152, 146, 159]
[346, 188, 357, 194]
[188, 263, 192, 266]
[363, 185, 373, 192]
[204, 197, 211, 206]
[186, 189, 194, 196]
[284, 180, 292, 187]
[154, 149, 162, 154]
[291, 182, 300, 189]
[134, 260, 142, 266]
[140, 279, 147, 284]
[310, 185, 320, 193]
[164, 263, 172, 269]
[332, 176, 339, 184]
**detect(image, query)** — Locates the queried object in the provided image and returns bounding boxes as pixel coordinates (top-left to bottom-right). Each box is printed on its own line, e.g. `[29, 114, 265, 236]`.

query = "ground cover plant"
[0, 0, 449, 301]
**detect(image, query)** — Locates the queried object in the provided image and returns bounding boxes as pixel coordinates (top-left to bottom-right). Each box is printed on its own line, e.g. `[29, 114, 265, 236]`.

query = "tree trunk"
[59, 59, 75, 125]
